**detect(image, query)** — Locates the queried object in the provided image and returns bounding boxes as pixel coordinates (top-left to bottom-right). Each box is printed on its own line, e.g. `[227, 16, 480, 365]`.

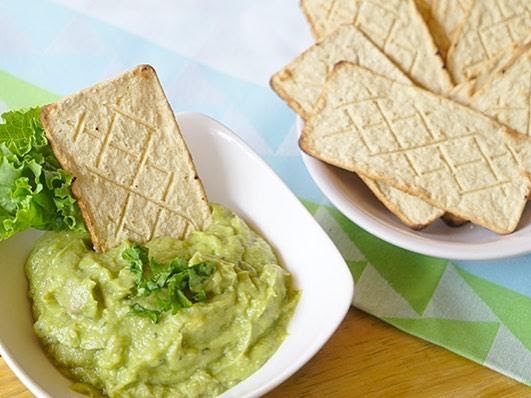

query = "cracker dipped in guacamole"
[27, 205, 299, 397]
[0, 65, 300, 397]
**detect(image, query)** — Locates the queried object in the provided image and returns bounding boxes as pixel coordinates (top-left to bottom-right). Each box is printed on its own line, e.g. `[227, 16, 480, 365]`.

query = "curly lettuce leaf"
[0, 107, 83, 239]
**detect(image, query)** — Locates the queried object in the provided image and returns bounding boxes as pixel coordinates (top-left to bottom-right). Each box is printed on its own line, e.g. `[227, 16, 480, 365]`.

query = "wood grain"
[0, 362, 31, 398]
[1, 308, 526, 397]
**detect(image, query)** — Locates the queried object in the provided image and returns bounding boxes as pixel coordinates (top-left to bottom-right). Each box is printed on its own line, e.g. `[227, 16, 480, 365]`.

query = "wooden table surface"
[1, 308, 526, 397]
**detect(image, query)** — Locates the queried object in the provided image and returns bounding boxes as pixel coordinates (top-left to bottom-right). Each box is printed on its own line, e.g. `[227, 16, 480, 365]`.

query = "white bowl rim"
[0, 344, 52, 398]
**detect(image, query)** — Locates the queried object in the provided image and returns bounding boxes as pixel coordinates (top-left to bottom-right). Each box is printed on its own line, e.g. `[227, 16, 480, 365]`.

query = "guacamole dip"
[26, 205, 299, 398]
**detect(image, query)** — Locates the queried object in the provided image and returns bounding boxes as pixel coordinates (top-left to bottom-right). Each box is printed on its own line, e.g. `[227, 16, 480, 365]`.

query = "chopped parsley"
[122, 243, 216, 323]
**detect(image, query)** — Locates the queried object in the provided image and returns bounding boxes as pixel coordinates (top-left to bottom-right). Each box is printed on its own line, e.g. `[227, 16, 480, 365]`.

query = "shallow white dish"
[0, 112, 354, 398]
[298, 119, 531, 261]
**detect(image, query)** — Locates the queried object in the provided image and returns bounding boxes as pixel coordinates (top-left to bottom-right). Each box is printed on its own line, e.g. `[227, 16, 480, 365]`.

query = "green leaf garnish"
[0, 108, 83, 239]
[122, 244, 149, 284]
[130, 303, 161, 323]
[122, 244, 216, 323]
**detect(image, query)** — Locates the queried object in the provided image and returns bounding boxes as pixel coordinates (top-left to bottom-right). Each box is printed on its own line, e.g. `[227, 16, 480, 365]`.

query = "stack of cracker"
[271, 0, 530, 234]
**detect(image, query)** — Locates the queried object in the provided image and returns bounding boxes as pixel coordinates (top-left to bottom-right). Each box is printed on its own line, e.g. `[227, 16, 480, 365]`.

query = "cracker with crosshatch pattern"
[270, 23, 445, 228]
[446, 0, 531, 84]
[414, 0, 472, 60]
[270, 24, 411, 119]
[41, 65, 212, 252]
[447, 42, 529, 106]
[300, 0, 452, 95]
[466, 44, 531, 181]
[469, 45, 531, 139]
[300, 63, 530, 234]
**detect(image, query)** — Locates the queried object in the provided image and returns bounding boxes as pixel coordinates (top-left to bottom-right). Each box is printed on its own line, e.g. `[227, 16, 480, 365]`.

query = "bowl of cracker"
[271, 0, 531, 260]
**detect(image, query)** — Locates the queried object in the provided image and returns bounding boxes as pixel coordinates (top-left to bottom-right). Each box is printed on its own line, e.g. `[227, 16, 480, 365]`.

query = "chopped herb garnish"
[122, 243, 149, 284]
[122, 244, 216, 323]
[130, 303, 161, 323]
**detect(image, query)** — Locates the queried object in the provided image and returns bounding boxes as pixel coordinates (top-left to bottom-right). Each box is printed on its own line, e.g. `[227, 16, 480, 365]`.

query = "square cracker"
[41, 65, 212, 251]
[447, 0, 531, 84]
[300, 0, 453, 94]
[270, 23, 444, 228]
[300, 63, 529, 234]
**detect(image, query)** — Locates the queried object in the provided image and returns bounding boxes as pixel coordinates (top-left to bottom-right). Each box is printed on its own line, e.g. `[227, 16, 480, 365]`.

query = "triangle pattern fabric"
[0, 70, 58, 108]
[275, 121, 302, 157]
[300, 199, 320, 215]
[347, 260, 368, 283]
[354, 264, 420, 319]
[386, 317, 500, 363]
[327, 205, 447, 314]
[314, 206, 366, 262]
[457, 267, 531, 352]
[423, 264, 498, 321]
[486, 325, 531, 385]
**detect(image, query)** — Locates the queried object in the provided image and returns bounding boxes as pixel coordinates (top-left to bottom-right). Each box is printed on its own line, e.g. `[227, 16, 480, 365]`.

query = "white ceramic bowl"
[0, 113, 354, 398]
[298, 119, 531, 261]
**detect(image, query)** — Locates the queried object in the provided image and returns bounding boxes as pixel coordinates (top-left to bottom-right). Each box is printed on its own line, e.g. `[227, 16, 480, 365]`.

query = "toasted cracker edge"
[41, 103, 105, 251]
[141, 64, 212, 232]
[270, 68, 313, 120]
[300, 0, 324, 41]
[359, 175, 443, 229]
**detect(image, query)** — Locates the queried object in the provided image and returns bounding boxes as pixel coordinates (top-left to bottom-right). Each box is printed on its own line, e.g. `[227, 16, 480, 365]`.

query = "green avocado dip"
[26, 205, 299, 398]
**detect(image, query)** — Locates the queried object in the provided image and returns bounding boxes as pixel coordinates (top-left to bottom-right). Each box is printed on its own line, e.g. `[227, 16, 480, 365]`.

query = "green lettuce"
[0, 107, 83, 239]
